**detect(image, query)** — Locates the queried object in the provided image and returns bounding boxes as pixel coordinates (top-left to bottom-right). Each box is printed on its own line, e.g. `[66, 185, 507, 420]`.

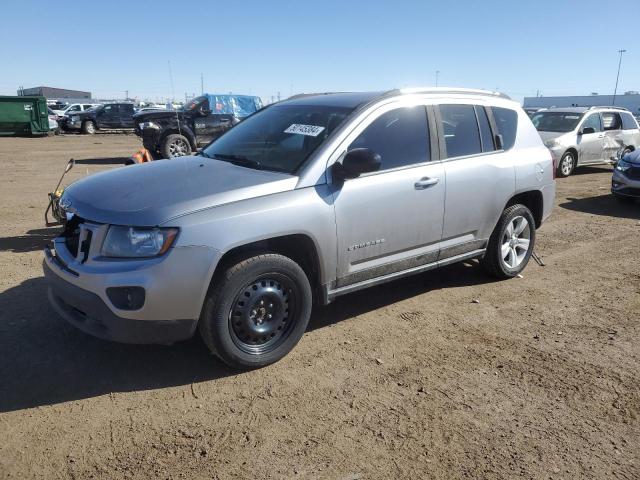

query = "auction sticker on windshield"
[284, 124, 325, 137]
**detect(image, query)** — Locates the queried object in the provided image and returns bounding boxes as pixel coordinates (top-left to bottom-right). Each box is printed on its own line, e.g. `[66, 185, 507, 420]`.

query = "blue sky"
[1, 0, 639, 103]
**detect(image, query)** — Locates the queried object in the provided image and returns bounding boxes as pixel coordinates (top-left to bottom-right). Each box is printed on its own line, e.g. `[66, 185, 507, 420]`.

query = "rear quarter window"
[491, 107, 518, 150]
[621, 112, 639, 130]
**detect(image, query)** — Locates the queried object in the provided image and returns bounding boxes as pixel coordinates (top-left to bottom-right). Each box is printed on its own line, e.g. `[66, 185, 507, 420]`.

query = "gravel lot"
[0, 135, 638, 479]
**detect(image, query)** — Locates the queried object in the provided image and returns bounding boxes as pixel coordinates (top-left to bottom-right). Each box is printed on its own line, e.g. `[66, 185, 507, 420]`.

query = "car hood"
[61, 156, 298, 226]
[537, 131, 569, 142]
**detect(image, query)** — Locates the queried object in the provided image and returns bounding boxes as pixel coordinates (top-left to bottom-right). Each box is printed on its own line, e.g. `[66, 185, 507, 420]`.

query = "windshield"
[531, 112, 583, 132]
[202, 104, 353, 173]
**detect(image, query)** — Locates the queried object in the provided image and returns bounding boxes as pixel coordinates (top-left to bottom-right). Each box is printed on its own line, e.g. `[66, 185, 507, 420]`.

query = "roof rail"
[387, 87, 511, 100]
[587, 105, 630, 112]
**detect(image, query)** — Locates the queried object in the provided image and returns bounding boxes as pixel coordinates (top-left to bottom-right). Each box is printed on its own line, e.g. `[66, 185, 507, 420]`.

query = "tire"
[482, 204, 536, 279]
[161, 134, 191, 159]
[557, 151, 576, 177]
[199, 253, 313, 369]
[82, 120, 96, 134]
[614, 194, 635, 204]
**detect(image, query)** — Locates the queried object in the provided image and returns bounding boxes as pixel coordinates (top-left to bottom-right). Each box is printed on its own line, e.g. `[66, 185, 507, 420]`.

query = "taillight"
[551, 152, 556, 180]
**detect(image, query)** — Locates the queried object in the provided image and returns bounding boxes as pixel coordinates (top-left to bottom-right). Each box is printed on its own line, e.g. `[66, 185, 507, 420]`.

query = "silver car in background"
[531, 107, 640, 177]
[44, 88, 555, 369]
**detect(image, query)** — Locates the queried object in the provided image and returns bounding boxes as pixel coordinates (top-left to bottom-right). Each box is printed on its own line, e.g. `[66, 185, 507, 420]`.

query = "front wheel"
[199, 253, 312, 369]
[482, 204, 536, 279]
[557, 151, 576, 177]
[161, 134, 191, 159]
[82, 121, 96, 134]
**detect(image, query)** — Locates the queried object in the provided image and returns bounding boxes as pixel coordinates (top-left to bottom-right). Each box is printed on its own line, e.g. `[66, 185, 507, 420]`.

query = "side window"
[621, 112, 639, 130]
[475, 106, 495, 152]
[120, 104, 134, 115]
[602, 112, 622, 131]
[439, 104, 481, 158]
[491, 107, 518, 150]
[349, 106, 430, 170]
[68, 105, 80, 112]
[581, 114, 602, 132]
[103, 105, 115, 115]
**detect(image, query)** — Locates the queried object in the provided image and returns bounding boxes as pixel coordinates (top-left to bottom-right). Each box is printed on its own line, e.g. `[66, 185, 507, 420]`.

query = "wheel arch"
[505, 190, 544, 229]
[207, 234, 323, 305]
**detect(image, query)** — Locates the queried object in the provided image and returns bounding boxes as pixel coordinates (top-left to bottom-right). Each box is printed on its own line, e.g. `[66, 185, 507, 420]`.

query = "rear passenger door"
[332, 104, 445, 288]
[437, 104, 516, 257]
[118, 104, 135, 128]
[602, 112, 625, 162]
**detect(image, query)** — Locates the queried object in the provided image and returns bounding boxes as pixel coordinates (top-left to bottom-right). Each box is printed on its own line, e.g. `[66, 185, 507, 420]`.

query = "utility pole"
[125, 90, 129, 100]
[435, 70, 440, 87]
[612, 49, 626, 105]
[200, 73, 204, 95]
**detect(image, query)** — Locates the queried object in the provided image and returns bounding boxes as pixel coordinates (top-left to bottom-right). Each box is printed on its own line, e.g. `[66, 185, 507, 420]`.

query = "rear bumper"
[44, 261, 197, 344]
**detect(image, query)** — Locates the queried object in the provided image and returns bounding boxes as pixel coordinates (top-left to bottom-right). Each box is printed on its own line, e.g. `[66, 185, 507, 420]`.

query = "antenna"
[167, 60, 181, 135]
[201, 73, 204, 95]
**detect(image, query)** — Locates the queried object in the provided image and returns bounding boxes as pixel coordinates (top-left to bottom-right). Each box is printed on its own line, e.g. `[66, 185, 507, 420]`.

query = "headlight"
[139, 121, 159, 130]
[616, 160, 632, 173]
[101, 226, 178, 258]
[70, 115, 78, 122]
[544, 139, 560, 148]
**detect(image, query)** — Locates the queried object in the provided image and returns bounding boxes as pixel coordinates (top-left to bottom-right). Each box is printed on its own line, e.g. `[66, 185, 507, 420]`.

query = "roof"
[279, 88, 510, 110]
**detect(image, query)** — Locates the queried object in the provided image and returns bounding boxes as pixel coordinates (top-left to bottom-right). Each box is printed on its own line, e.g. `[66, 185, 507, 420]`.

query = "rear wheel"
[557, 151, 575, 177]
[161, 134, 191, 159]
[482, 204, 536, 279]
[199, 253, 312, 369]
[82, 121, 96, 134]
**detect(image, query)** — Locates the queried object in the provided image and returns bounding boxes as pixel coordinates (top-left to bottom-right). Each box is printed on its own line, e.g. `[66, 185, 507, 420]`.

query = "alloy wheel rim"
[228, 274, 297, 355]
[561, 155, 573, 175]
[169, 139, 189, 157]
[501, 216, 531, 269]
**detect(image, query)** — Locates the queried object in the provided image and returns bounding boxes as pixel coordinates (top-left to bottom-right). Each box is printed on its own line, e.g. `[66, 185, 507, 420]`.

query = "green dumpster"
[0, 95, 50, 136]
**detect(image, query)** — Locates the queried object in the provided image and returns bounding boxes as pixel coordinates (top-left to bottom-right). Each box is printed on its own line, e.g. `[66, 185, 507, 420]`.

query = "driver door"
[577, 113, 604, 163]
[332, 104, 445, 288]
[97, 105, 120, 129]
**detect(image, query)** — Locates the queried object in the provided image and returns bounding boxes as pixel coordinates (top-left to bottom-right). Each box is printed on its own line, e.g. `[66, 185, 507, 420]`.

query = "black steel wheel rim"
[228, 274, 298, 355]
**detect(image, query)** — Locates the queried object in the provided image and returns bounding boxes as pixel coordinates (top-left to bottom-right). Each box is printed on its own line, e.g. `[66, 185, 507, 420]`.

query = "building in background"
[17, 86, 91, 99]
[524, 92, 640, 116]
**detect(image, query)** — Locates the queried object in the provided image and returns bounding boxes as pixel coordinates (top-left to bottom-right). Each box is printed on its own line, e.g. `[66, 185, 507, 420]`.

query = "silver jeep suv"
[44, 88, 555, 369]
[531, 106, 640, 177]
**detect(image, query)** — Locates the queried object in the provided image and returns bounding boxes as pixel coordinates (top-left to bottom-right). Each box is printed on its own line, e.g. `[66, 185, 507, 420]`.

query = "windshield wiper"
[212, 153, 262, 170]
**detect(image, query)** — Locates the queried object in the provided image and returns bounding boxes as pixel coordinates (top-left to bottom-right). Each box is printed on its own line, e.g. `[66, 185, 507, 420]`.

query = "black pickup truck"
[134, 94, 263, 158]
[66, 103, 136, 134]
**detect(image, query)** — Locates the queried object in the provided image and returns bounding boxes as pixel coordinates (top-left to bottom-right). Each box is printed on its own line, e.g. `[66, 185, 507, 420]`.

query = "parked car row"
[530, 106, 640, 177]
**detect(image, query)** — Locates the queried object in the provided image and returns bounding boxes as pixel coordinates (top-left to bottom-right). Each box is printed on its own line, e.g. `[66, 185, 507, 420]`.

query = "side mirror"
[198, 105, 211, 116]
[580, 127, 595, 135]
[333, 148, 381, 180]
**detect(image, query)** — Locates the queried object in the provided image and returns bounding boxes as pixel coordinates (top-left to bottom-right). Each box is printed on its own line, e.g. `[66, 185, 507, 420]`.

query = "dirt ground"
[0, 134, 638, 480]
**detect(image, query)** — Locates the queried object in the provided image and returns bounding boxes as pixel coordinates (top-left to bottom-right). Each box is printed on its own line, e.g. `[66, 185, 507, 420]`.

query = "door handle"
[414, 177, 440, 189]
[597, 134, 604, 138]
